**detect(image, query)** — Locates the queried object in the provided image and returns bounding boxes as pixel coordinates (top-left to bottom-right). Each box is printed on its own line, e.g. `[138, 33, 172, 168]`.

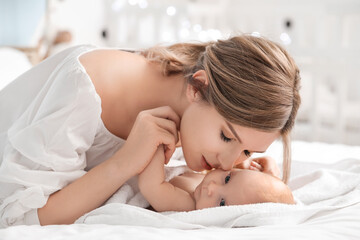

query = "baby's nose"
[206, 181, 218, 196]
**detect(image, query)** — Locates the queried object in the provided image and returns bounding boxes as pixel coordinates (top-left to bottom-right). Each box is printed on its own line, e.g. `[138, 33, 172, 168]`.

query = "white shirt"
[0, 45, 125, 227]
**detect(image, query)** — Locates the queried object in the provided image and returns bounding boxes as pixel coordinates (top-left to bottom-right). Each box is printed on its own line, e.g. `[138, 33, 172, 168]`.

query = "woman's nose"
[218, 154, 238, 171]
[219, 159, 233, 171]
[234, 154, 248, 166]
[218, 149, 246, 170]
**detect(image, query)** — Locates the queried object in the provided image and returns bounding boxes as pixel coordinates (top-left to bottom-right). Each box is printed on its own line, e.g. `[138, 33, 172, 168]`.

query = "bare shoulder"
[78, 49, 149, 92]
[79, 49, 147, 73]
[77, 48, 161, 139]
[79, 48, 143, 61]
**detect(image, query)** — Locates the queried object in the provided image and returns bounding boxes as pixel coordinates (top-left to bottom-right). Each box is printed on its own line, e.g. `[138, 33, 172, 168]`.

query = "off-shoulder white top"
[0, 45, 125, 227]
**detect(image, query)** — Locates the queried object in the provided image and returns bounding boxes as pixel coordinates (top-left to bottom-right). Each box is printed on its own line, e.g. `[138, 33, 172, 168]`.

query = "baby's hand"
[249, 160, 263, 171]
[251, 156, 281, 178]
[236, 158, 261, 171]
[235, 156, 281, 178]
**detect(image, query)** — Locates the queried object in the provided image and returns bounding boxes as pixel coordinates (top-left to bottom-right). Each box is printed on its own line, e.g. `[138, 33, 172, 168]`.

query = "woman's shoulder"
[79, 47, 145, 65]
[78, 46, 150, 87]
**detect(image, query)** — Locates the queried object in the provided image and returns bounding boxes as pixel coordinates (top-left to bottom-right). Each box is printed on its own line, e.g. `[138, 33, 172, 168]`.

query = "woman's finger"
[145, 106, 181, 130]
[153, 117, 179, 144]
[156, 126, 177, 164]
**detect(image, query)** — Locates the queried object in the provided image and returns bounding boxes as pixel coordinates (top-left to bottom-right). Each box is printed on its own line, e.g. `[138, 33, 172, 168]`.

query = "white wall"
[100, 0, 360, 145]
[2, 0, 359, 145]
[0, 0, 46, 46]
[46, 0, 107, 46]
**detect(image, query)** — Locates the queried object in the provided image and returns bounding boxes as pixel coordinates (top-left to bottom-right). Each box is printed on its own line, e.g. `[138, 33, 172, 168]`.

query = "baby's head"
[194, 168, 294, 210]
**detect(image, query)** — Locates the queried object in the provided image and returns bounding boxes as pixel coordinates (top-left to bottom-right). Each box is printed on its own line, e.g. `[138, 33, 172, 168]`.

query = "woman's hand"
[235, 156, 281, 178]
[114, 106, 180, 176]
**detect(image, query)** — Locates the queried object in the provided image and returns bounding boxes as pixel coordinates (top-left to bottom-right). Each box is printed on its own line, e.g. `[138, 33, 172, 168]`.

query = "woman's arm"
[138, 146, 195, 212]
[37, 148, 135, 225]
[38, 106, 181, 225]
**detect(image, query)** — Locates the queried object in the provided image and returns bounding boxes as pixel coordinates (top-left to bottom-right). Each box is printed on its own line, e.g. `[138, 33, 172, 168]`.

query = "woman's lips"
[201, 155, 212, 170]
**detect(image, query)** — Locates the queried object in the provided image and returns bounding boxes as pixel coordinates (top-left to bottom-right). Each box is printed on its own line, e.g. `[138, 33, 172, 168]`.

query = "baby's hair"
[141, 34, 301, 183]
[257, 173, 295, 204]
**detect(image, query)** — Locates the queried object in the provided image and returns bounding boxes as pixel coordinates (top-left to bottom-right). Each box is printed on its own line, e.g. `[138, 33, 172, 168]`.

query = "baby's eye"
[220, 198, 226, 207]
[220, 131, 232, 143]
[244, 150, 252, 157]
[225, 173, 231, 184]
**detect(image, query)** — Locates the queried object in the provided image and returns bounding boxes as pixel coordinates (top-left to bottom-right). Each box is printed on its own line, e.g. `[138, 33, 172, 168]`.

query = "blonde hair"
[141, 35, 301, 183]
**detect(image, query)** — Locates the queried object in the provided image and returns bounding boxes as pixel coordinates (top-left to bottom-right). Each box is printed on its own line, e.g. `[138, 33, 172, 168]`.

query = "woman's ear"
[192, 70, 209, 86]
[186, 70, 209, 102]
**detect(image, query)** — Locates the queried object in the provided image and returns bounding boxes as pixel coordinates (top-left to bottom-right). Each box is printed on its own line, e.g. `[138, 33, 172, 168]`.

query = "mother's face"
[179, 102, 280, 172]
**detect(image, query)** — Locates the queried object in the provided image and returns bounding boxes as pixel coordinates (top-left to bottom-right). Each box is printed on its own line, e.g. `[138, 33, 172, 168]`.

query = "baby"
[138, 146, 294, 212]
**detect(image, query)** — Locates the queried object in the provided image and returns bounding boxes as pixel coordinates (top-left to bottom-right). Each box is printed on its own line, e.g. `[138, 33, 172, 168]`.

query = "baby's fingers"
[250, 161, 263, 171]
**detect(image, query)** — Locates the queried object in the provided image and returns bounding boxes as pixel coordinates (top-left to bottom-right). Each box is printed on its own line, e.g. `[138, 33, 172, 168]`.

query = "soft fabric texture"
[0, 45, 125, 227]
[76, 158, 360, 229]
[1, 147, 359, 239]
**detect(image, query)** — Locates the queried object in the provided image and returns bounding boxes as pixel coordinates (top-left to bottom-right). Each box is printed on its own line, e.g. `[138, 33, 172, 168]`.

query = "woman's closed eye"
[220, 131, 232, 142]
[221, 129, 252, 157]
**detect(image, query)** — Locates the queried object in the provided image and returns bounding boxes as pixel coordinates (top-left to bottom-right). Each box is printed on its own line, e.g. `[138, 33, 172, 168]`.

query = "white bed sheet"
[0, 142, 359, 240]
[2, 219, 359, 240]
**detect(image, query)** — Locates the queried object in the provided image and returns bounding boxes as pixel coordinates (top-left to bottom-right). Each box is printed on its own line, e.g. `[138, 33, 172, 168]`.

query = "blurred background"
[0, 0, 359, 145]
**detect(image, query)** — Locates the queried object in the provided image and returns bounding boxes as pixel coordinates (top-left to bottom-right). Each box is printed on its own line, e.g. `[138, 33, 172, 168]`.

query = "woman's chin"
[186, 161, 202, 172]
[183, 153, 201, 171]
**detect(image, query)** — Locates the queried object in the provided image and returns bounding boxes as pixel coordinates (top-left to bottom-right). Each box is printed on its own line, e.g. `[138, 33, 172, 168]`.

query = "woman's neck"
[132, 69, 189, 117]
[108, 55, 189, 139]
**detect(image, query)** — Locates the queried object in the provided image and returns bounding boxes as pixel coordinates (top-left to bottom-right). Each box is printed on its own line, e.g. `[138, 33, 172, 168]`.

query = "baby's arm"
[138, 145, 195, 212]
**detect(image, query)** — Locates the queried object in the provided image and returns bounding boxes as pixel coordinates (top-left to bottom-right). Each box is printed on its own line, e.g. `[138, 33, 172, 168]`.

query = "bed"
[0, 48, 359, 239]
[0, 140, 359, 240]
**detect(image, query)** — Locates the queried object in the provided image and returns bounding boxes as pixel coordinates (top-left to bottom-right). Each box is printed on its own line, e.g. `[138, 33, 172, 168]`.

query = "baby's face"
[193, 168, 279, 210]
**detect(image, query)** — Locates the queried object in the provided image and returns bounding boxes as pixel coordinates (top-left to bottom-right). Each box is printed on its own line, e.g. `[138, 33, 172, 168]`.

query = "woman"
[0, 35, 300, 227]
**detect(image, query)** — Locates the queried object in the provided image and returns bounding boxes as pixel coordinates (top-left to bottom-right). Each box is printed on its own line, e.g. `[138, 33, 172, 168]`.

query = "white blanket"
[76, 158, 360, 229]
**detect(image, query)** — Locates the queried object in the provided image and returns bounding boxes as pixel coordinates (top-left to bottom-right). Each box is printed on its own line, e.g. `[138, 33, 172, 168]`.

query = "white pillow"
[0, 47, 32, 91]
